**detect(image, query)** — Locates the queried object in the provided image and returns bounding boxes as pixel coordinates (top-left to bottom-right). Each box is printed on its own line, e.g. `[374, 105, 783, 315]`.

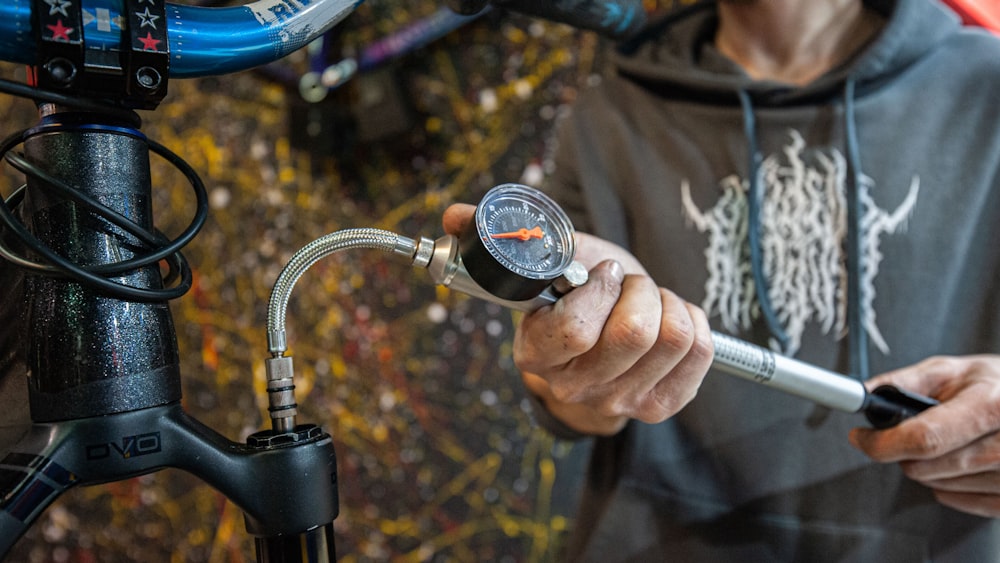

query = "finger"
[442, 203, 476, 236]
[514, 259, 625, 375]
[560, 274, 666, 403]
[607, 293, 712, 423]
[932, 490, 1000, 519]
[849, 391, 993, 463]
[567, 276, 664, 392]
[849, 402, 969, 463]
[851, 358, 1000, 462]
[897, 431, 1000, 482]
[642, 298, 713, 419]
[573, 232, 648, 275]
[865, 356, 963, 398]
[918, 470, 1000, 496]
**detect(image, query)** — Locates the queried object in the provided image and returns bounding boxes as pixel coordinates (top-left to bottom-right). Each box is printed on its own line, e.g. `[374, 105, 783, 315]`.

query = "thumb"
[864, 359, 949, 398]
[442, 203, 476, 236]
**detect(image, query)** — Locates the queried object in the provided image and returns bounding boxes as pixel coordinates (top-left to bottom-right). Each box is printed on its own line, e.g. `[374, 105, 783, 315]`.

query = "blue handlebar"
[167, 0, 363, 78]
[0, 0, 647, 80]
[0, 0, 363, 78]
[0, 2, 32, 67]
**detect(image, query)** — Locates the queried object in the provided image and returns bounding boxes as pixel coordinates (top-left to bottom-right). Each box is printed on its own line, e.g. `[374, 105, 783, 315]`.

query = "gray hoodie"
[542, 0, 1000, 560]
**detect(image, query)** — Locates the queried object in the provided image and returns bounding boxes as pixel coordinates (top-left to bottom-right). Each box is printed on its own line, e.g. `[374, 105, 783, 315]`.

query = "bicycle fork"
[0, 108, 339, 561]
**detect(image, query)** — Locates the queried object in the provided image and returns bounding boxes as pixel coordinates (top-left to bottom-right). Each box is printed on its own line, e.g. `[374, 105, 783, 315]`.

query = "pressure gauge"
[458, 184, 577, 301]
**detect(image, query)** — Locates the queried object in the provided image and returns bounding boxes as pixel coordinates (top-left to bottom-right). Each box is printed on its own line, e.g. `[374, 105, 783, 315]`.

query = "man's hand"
[849, 355, 1000, 518]
[443, 203, 714, 436]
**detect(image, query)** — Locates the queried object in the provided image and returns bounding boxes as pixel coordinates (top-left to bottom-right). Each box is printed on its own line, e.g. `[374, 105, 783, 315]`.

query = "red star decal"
[138, 31, 161, 51]
[47, 19, 74, 42]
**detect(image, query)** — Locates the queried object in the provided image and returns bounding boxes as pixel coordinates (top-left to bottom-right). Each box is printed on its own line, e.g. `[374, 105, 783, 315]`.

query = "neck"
[715, 0, 883, 85]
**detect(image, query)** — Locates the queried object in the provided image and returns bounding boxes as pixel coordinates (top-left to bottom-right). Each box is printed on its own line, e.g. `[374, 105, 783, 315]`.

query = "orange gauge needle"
[490, 226, 545, 241]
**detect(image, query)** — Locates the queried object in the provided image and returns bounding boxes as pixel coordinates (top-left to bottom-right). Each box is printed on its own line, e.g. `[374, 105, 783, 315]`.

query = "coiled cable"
[0, 81, 208, 302]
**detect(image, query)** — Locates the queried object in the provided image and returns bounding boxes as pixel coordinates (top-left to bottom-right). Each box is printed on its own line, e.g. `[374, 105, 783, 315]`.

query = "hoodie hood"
[613, 0, 964, 105]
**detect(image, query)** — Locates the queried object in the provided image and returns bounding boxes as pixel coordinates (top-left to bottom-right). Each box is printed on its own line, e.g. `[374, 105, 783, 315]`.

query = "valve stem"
[265, 355, 297, 433]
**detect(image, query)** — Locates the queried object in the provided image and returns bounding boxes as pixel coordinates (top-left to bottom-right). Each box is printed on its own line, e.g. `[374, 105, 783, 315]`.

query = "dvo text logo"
[86, 432, 162, 460]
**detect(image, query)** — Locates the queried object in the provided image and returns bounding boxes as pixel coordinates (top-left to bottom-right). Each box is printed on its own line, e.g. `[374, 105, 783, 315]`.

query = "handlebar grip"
[493, 0, 646, 39]
[447, 0, 491, 16]
[0, 0, 363, 78]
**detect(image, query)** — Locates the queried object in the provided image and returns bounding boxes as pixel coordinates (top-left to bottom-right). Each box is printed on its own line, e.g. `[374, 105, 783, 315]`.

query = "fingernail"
[606, 260, 625, 283]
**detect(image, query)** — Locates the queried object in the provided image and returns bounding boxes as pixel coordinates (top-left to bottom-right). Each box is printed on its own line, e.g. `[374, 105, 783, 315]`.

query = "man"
[445, 0, 1000, 560]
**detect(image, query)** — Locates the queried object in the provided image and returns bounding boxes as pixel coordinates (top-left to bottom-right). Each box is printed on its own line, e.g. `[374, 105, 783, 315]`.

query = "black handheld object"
[446, 0, 490, 15]
[864, 385, 940, 429]
[462, 0, 648, 39]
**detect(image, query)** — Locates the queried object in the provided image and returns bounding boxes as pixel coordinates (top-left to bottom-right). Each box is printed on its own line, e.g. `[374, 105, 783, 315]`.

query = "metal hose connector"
[266, 228, 418, 356]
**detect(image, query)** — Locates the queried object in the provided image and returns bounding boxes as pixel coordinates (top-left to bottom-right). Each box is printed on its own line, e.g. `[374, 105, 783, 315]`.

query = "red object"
[941, 0, 1000, 33]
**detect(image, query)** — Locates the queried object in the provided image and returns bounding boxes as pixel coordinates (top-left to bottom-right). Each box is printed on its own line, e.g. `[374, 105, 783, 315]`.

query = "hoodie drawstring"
[738, 89, 791, 352]
[843, 78, 870, 381]
[737, 84, 870, 380]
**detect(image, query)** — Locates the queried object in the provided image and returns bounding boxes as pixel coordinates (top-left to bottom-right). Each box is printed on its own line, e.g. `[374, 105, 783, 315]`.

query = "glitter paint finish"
[22, 123, 181, 421]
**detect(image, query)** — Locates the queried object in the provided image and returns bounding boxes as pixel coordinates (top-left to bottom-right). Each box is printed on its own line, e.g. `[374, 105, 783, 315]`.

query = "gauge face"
[459, 184, 577, 301]
[475, 184, 575, 280]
